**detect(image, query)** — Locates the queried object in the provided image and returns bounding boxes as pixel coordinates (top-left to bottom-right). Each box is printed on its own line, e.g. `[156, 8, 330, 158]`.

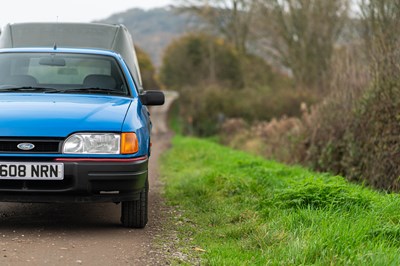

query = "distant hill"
[96, 7, 196, 67]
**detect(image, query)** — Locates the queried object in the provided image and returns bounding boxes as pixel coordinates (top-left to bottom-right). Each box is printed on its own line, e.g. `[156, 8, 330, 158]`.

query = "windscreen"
[0, 52, 129, 96]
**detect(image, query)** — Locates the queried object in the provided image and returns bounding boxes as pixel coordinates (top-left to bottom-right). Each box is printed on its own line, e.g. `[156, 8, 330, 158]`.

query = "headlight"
[63, 133, 121, 154]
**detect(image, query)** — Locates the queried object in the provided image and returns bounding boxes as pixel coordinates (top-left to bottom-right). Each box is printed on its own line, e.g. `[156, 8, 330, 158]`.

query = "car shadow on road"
[0, 202, 129, 231]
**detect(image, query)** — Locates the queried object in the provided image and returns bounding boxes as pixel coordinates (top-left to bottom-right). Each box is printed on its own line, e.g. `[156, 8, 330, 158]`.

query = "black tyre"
[121, 178, 148, 228]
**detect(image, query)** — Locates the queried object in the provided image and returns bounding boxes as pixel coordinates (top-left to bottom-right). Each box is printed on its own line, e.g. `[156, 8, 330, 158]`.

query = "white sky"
[0, 0, 173, 28]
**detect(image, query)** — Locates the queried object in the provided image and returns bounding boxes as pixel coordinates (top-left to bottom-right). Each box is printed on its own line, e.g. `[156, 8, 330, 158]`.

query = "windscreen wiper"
[63, 87, 126, 95]
[0, 86, 62, 93]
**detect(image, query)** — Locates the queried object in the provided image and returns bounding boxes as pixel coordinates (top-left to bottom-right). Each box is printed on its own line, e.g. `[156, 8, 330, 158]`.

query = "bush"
[218, 46, 369, 178]
[135, 46, 160, 89]
[343, 59, 400, 190]
[220, 115, 306, 163]
[302, 46, 370, 174]
[303, 44, 400, 191]
[220, 44, 400, 192]
[160, 32, 306, 137]
[177, 84, 318, 137]
[160, 33, 243, 90]
[241, 54, 292, 89]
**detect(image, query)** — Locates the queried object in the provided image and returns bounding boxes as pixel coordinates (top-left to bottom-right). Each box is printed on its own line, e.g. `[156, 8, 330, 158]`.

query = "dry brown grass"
[220, 112, 306, 163]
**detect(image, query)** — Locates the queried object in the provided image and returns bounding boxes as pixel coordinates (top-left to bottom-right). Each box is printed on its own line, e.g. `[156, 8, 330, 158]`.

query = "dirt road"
[0, 135, 172, 264]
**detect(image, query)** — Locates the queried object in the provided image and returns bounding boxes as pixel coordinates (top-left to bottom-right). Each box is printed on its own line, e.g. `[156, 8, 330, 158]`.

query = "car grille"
[0, 139, 62, 153]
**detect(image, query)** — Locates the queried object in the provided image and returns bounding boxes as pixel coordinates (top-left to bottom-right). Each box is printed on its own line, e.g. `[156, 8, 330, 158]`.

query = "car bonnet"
[0, 94, 132, 137]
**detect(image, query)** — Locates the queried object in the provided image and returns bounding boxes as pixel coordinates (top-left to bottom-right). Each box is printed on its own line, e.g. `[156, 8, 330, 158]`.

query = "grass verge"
[161, 136, 400, 265]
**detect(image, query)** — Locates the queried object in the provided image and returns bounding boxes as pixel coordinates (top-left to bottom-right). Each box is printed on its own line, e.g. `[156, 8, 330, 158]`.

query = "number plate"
[0, 162, 64, 180]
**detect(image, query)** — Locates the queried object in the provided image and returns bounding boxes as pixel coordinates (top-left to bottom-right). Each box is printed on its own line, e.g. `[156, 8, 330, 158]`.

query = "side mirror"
[139, 90, 165, 106]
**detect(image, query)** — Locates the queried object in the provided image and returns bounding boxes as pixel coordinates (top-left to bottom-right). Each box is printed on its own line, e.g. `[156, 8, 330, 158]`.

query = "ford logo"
[17, 143, 35, 151]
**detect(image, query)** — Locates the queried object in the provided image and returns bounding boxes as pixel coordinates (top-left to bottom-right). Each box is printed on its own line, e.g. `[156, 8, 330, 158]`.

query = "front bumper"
[0, 156, 148, 203]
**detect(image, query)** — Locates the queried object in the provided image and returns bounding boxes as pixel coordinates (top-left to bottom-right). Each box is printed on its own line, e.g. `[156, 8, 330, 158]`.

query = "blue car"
[0, 23, 164, 228]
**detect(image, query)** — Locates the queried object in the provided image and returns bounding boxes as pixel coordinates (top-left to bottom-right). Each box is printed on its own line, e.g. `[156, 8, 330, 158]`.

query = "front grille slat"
[0, 139, 62, 153]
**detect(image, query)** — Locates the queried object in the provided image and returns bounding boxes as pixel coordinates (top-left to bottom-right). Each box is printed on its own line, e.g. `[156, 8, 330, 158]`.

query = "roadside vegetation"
[148, 1, 400, 263]
[158, 0, 400, 191]
[161, 136, 400, 264]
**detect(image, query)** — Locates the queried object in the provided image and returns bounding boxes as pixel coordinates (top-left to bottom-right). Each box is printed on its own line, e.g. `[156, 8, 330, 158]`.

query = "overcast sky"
[0, 0, 173, 28]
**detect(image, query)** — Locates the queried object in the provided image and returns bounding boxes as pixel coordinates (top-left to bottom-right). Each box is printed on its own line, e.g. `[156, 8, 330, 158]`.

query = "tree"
[135, 46, 160, 89]
[160, 33, 243, 89]
[257, 0, 349, 90]
[349, 0, 400, 190]
[360, 0, 400, 65]
[177, 0, 256, 55]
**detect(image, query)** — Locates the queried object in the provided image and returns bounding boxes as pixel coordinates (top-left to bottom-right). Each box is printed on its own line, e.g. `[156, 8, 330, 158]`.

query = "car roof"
[0, 22, 143, 89]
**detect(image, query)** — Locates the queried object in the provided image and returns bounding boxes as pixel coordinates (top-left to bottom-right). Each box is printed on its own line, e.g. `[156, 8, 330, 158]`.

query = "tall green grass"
[161, 136, 400, 265]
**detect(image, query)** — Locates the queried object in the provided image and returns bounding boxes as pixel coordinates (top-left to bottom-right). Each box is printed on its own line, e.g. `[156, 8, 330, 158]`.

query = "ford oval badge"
[17, 143, 35, 151]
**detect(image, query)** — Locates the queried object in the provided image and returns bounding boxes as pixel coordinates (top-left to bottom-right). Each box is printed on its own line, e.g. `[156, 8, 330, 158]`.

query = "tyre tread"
[121, 179, 148, 228]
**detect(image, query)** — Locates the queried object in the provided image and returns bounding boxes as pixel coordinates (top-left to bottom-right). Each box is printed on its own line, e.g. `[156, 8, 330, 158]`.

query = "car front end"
[0, 47, 164, 227]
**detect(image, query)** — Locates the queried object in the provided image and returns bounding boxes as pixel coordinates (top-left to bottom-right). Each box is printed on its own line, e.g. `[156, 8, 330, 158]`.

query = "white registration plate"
[0, 162, 64, 180]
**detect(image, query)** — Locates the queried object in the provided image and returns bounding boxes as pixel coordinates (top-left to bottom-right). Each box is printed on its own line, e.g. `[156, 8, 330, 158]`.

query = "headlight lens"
[63, 133, 121, 154]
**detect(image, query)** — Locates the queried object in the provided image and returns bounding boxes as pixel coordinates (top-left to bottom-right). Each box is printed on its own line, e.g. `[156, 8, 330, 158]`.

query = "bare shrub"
[219, 118, 248, 145]
[344, 49, 400, 190]
[304, 1, 400, 190]
[220, 113, 307, 163]
[303, 45, 370, 173]
[252, 116, 305, 162]
[220, 45, 372, 177]
[239, 43, 400, 191]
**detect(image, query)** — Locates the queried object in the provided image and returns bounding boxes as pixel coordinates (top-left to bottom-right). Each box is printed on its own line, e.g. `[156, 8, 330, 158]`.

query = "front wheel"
[121, 178, 148, 228]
